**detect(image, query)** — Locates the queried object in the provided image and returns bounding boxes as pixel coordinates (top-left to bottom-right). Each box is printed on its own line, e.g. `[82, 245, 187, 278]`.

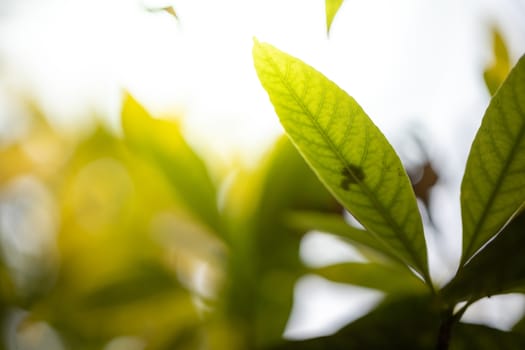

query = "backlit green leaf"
[121, 93, 221, 233]
[253, 40, 429, 282]
[460, 54, 525, 264]
[325, 0, 344, 35]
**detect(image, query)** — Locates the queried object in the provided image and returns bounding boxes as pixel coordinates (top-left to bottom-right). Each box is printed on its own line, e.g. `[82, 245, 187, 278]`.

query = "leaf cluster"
[252, 35, 525, 348]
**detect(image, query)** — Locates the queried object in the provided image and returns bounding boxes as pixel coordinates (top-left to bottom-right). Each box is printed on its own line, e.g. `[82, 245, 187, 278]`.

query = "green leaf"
[287, 211, 402, 264]
[460, 54, 525, 264]
[252, 40, 429, 282]
[121, 93, 221, 233]
[442, 212, 525, 303]
[314, 262, 427, 295]
[325, 0, 344, 35]
[512, 312, 525, 335]
[484, 28, 511, 95]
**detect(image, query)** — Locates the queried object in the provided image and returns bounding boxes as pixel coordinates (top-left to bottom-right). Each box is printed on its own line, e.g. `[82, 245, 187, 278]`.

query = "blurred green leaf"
[442, 212, 525, 303]
[0, 257, 14, 303]
[314, 262, 427, 295]
[253, 40, 429, 283]
[222, 137, 339, 347]
[287, 211, 403, 263]
[460, 54, 525, 265]
[21, 125, 204, 349]
[121, 93, 221, 234]
[484, 28, 511, 95]
[249, 138, 340, 343]
[0, 270, 8, 350]
[40, 277, 198, 349]
[325, 0, 344, 35]
[512, 312, 525, 335]
[81, 261, 181, 309]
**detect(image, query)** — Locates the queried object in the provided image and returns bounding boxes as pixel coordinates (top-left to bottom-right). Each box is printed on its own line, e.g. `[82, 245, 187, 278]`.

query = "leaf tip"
[120, 91, 152, 140]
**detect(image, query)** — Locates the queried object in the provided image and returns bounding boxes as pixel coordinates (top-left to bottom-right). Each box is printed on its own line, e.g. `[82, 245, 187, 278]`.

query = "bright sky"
[2, 0, 524, 157]
[1, 0, 525, 339]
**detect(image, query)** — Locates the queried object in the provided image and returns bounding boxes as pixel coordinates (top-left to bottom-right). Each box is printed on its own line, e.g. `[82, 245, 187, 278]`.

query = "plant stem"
[435, 302, 470, 350]
[436, 314, 453, 350]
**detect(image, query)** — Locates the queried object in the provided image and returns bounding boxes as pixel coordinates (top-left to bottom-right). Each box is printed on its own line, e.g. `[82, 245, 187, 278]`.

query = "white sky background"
[1, 0, 525, 339]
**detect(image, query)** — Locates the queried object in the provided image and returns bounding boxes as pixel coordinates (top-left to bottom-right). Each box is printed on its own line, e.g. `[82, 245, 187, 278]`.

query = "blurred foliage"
[0, 93, 342, 349]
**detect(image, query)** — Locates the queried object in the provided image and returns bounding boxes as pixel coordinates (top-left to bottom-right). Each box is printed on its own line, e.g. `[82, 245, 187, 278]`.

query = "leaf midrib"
[463, 84, 525, 263]
[262, 50, 425, 275]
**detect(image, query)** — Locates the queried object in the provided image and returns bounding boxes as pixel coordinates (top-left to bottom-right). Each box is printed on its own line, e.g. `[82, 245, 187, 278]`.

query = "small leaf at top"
[145, 5, 179, 20]
[460, 54, 525, 265]
[253, 40, 430, 283]
[484, 28, 511, 95]
[325, 0, 344, 35]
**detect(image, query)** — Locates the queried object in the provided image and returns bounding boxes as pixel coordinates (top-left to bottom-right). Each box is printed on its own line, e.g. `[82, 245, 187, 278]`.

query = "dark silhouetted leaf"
[451, 323, 525, 350]
[442, 212, 525, 303]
